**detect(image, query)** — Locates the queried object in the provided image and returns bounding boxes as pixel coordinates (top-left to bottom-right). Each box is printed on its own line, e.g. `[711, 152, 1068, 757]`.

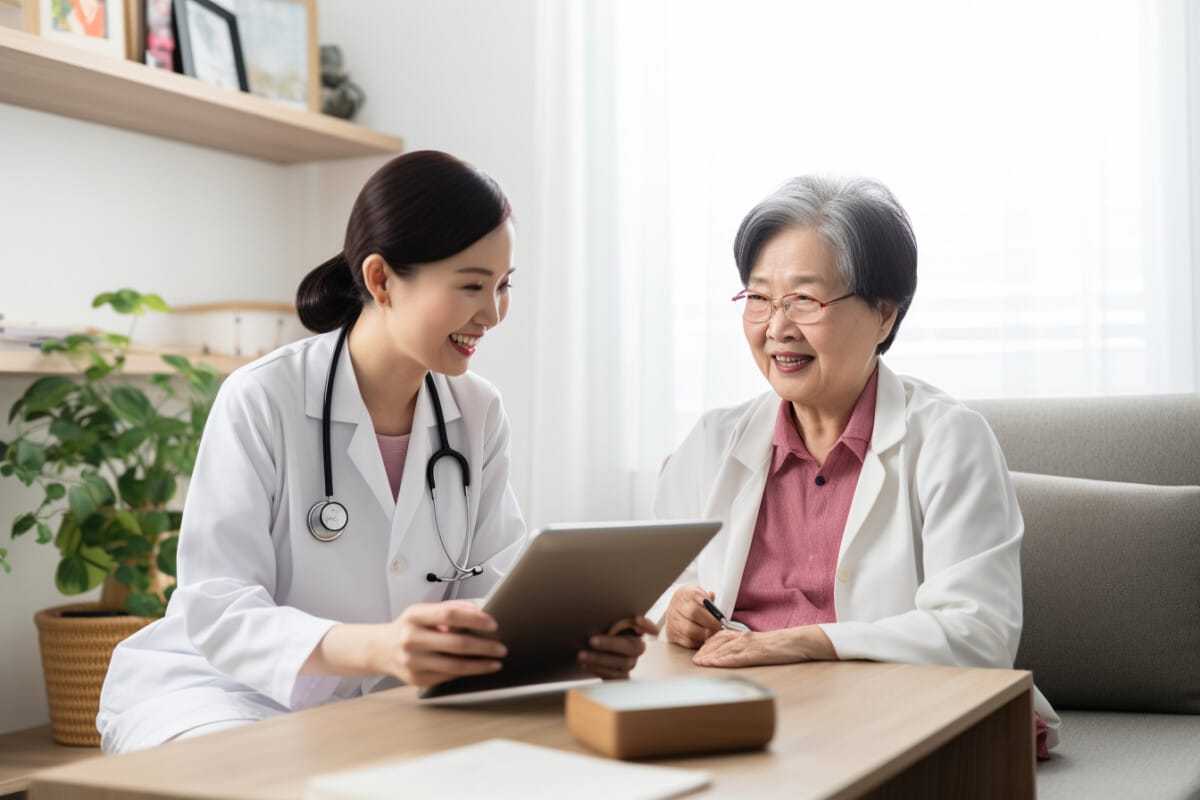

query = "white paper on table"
[305, 738, 712, 800]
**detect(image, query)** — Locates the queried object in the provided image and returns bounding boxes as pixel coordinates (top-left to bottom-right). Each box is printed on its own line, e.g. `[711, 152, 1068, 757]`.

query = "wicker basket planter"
[33, 602, 152, 746]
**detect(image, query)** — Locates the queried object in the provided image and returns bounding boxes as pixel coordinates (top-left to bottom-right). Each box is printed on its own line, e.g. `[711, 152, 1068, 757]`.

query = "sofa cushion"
[1010, 471, 1200, 712]
[1037, 710, 1200, 800]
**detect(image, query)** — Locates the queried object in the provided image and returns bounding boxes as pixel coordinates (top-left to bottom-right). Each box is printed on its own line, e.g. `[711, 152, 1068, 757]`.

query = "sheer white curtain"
[529, 0, 1198, 525]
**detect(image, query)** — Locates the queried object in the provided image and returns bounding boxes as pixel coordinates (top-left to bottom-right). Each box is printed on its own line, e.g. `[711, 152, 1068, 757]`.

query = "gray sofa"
[968, 394, 1200, 800]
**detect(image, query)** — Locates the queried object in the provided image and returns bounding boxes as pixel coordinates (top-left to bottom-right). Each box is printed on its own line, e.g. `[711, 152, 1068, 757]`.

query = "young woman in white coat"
[98, 151, 655, 754]
[653, 176, 1061, 756]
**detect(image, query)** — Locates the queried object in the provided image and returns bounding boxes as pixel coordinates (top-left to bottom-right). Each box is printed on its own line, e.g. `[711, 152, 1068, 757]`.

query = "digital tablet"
[418, 519, 721, 703]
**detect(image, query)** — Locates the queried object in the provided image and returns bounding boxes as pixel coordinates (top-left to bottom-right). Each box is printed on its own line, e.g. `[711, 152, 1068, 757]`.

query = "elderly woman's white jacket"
[653, 360, 1060, 744]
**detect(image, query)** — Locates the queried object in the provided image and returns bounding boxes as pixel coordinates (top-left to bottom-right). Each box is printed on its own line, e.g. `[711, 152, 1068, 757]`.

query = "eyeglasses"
[731, 289, 857, 324]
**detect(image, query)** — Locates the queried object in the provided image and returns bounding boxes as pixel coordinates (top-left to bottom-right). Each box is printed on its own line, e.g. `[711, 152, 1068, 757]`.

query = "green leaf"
[164, 582, 175, 603]
[146, 471, 177, 505]
[84, 363, 114, 382]
[118, 470, 149, 508]
[11, 513, 37, 537]
[49, 418, 85, 443]
[82, 472, 116, 507]
[79, 513, 105, 547]
[114, 563, 138, 586]
[54, 515, 81, 556]
[103, 332, 132, 348]
[95, 289, 142, 315]
[109, 385, 155, 426]
[115, 428, 148, 457]
[156, 535, 179, 577]
[140, 510, 171, 539]
[12, 376, 77, 422]
[114, 509, 142, 535]
[0, 440, 7, 461]
[55, 556, 91, 594]
[68, 485, 94, 521]
[0, 547, 10, 574]
[139, 294, 169, 313]
[148, 373, 176, 396]
[45, 482, 66, 501]
[161, 354, 190, 372]
[125, 591, 164, 618]
[148, 417, 188, 437]
[14, 440, 46, 472]
[36, 522, 52, 544]
[63, 333, 94, 349]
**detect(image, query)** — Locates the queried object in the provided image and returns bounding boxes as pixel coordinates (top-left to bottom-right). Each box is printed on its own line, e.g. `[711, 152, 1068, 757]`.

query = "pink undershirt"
[376, 433, 411, 501]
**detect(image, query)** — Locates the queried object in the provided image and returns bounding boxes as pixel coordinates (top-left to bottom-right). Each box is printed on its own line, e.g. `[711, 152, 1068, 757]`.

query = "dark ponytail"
[296, 150, 512, 333]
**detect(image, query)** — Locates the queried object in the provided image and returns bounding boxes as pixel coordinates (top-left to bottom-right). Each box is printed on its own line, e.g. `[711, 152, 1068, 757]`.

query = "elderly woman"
[654, 176, 1059, 754]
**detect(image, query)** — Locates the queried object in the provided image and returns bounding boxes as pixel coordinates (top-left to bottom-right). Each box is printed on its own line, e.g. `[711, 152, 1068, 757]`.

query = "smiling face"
[374, 219, 515, 376]
[744, 226, 896, 416]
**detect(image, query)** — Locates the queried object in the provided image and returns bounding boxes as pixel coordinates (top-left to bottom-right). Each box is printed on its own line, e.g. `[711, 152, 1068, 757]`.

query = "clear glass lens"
[740, 294, 822, 324]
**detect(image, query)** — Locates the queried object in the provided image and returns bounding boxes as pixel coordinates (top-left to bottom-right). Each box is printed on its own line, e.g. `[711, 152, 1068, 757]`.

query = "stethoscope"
[307, 323, 484, 583]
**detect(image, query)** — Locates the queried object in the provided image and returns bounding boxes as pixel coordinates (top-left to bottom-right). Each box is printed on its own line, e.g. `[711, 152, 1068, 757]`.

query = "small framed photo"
[234, 0, 318, 111]
[173, 0, 249, 92]
[143, 0, 177, 71]
[25, 0, 128, 59]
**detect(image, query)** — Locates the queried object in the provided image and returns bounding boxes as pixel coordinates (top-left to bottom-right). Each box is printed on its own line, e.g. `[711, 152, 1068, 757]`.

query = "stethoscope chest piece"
[308, 499, 348, 542]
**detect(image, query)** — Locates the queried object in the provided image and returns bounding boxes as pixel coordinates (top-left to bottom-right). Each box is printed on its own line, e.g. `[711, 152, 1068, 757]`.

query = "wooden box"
[566, 676, 776, 760]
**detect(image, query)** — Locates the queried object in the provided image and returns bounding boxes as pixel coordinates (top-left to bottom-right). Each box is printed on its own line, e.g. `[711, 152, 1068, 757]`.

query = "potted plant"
[0, 289, 220, 746]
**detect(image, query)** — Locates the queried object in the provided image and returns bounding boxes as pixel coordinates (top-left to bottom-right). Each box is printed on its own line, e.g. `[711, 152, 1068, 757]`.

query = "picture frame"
[172, 0, 249, 92]
[233, 0, 318, 111]
[142, 0, 176, 71]
[25, 0, 128, 59]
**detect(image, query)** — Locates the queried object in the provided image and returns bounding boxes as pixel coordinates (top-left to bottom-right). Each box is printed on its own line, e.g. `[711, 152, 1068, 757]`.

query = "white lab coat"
[652, 361, 1060, 746]
[97, 331, 526, 753]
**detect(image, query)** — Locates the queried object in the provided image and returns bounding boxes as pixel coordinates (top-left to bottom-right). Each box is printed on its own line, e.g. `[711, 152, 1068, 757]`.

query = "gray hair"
[733, 175, 917, 354]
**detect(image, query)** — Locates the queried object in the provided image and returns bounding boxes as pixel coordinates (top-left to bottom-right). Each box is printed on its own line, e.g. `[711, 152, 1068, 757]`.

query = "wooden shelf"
[0, 724, 98, 796]
[0, 348, 250, 377]
[0, 26, 405, 163]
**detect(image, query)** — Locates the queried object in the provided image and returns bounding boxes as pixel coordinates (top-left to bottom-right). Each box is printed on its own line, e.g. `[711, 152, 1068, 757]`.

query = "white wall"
[314, 0, 540, 513]
[0, 2, 539, 734]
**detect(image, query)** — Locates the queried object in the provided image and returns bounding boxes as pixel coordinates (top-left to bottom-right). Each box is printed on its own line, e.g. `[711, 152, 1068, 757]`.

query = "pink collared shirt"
[376, 433, 411, 502]
[732, 369, 879, 632]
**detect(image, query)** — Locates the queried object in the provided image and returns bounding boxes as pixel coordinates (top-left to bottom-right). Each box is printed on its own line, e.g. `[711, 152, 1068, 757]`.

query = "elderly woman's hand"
[692, 626, 837, 667]
[664, 585, 723, 649]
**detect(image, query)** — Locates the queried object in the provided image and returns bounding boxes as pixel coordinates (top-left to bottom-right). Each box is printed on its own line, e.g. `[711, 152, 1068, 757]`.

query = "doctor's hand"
[664, 585, 722, 650]
[577, 616, 659, 680]
[374, 600, 507, 688]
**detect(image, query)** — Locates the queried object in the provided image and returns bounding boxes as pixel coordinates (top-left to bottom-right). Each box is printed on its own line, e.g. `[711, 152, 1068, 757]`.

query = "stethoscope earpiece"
[309, 324, 483, 583]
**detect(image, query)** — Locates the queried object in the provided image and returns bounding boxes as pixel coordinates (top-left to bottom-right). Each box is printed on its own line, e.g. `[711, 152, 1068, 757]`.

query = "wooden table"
[27, 642, 1034, 799]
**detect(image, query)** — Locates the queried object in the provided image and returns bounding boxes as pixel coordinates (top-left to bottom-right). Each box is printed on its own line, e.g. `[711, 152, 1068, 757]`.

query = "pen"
[702, 597, 751, 632]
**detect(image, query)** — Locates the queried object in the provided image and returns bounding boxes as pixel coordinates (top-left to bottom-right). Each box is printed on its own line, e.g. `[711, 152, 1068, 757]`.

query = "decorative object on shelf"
[0, 289, 220, 746]
[24, 0, 127, 58]
[169, 300, 304, 358]
[233, 0, 317, 111]
[172, 0, 248, 92]
[143, 0, 175, 70]
[319, 43, 365, 120]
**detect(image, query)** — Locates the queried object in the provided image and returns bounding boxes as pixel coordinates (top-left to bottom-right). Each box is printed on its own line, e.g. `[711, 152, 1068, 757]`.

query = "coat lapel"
[837, 361, 907, 562]
[712, 395, 776, 610]
[303, 331, 395, 521]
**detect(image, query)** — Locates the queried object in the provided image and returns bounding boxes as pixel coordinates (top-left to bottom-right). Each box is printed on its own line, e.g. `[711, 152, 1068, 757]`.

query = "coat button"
[389, 556, 406, 574]
[836, 569, 850, 583]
